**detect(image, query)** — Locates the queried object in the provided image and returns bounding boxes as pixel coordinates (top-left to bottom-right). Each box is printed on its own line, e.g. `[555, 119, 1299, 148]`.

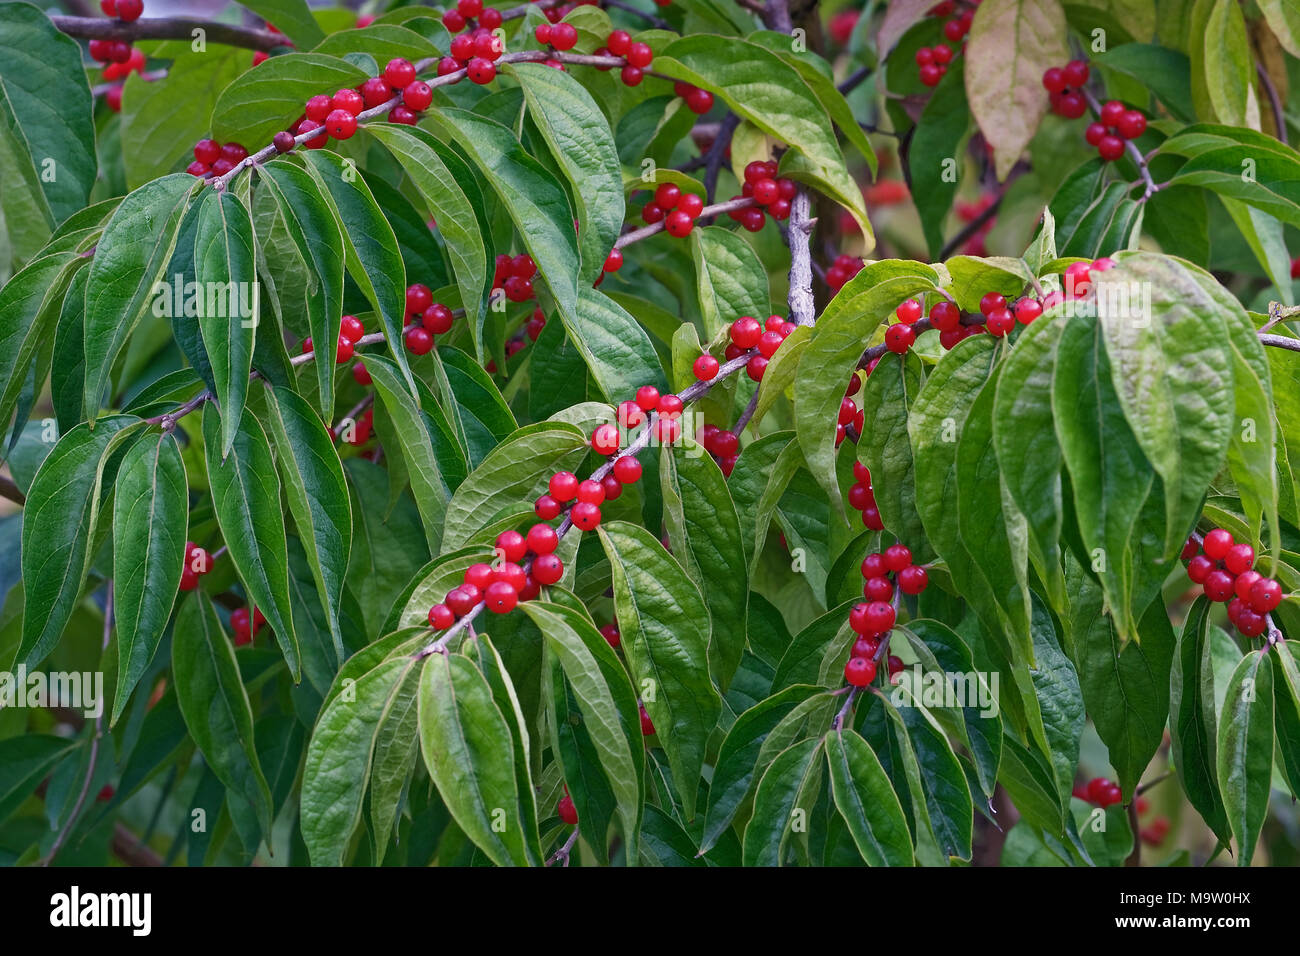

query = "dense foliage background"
[0, 0, 1298, 868]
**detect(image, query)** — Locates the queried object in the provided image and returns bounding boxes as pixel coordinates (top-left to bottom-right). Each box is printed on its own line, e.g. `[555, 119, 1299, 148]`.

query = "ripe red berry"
[1203, 528, 1234, 560]
[423, 303, 454, 334]
[752, 178, 780, 206]
[665, 210, 694, 237]
[864, 576, 893, 602]
[550, 471, 579, 501]
[326, 109, 358, 140]
[1097, 134, 1125, 161]
[428, 604, 455, 629]
[1223, 543, 1255, 576]
[1014, 298, 1043, 324]
[551, 22, 578, 51]
[654, 182, 681, 209]
[533, 553, 564, 585]
[383, 58, 417, 89]
[1057, 92, 1086, 119]
[404, 326, 433, 355]
[591, 423, 621, 455]
[1117, 110, 1147, 140]
[1084, 122, 1107, 147]
[600, 623, 621, 647]
[864, 601, 895, 633]
[458, 0, 483, 16]
[607, 29, 631, 55]
[535, 495, 562, 520]
[693, 354, 719, 381]
[557, 794, 578, 824]
[484, 581, 518, 614]
[885, 323, 915, 353]
[467, 57, 496, 83]
[194, 138, 221, 164]
[451, 33, 475, 60]
[474, 32, 502, 60]
[1186, 554, 1214, 584]
[845, 656, 877, 687]
[296, 119, 328, 149]
[639, 703, 656, 735]
[230, 607, 252, 645]
[613, 456, 642, 484]
[1062, 59, 1090, 86]
[916, 47, 934, 66]
[1099, 100, 1125, 126]
[848, 483, 873, 511]
[685, 87, 714, 114]
[1249, 577, 1283, 613]
[1237, 608, 1267, 638]
[641, 202, 665, 224]
[746, 355, 768, 381]
[627, 41, 652, 67]
[503, 276, 534, 302]
[861, 505, 884, 530]
[929, 300, 960, 332]
[481, 7, 502, 28]
[604, 248, 624, 273]
[340, 316, 366, 346]
[446, 585, 481, 617]
[932, 43, 953, 65]
[883, 544, 912, 572]
[388, 105, 418, 125]
[898, 565, 928, 595]
[571, 502, 601, 530]
[576, 479, 605, 506]
[1234, 569, 1263, 603]
[1203, 570, 1235, 603]
[919, 63, 943, 87]
[635, 385, 661, 411]
[986, 308, 1015, 337]
[116, 0, 143, 20]
[978, 292, 1006, 316]
[1042, 67, 1066, 93]
[730, 316, 762, 349]
[403, 80, 433, 111]
[444, 9, 467, 31]
[896, 299, 923, 324]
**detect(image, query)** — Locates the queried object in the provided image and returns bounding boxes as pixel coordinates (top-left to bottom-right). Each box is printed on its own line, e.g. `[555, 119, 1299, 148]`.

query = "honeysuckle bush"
[1, 0, 1298, 869]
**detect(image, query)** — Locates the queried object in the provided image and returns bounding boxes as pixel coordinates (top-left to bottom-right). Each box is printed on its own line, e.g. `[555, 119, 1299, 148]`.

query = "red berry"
[115, 0, 143, 19]
[604, 248, 624, 272]
[481, 7, 502, 28]
[388, 105, 418, 125]
[986, 309, 1015, 337]
[883, 544, 912, 572]
[916, 47, 934, 66]
[864, 601, 895, 633]
[404, 326, 433, 355]
[533, 553, 564, 586]
[1057, 92, 1086, 119]
[919, 64, 943, 87]
[1203, 570, 1235, 603]
[549, 472, 578, 502]
[861, 505, 884, 530]
[1042, 67, 1066, 92]
[600, 623, 621, 647]
[484, 580, 518, 614]
[296, 119, 328, 149]
[665, 210, 694, 237]
[383, 58, 417, 89]
[898, 565, 928, 595]
[1203, 528, 1234, 560]
[1249, 577, 1283, 613]
[403, 80, 433, 111]
[845, 656, 877, 687]
[1014, 298, 1043, 324]
[752, 178, 779, 206]
[896, 299, 923, 324]
[474, 32, 502, 61]
[607, 457, 640, 487]
[634, 386, 661, 412]
[194, 138, 221, 164]
[1097, 135, 1125, 162]
[1223, 543, 1255, 576]
[428, 604, 455, 629]
[885, 323, 915, 353]
[746, 356, 768, 381]
[535, 495, 562, 521]
[1237, 608, 1267, 638]
[1099, 100, 1126, 126]
[640, 703, 655, 735]
[186, 160, 210, 177]
[932, 43, 953, 65]
[1117, 110, 1147, 140]
[627, 41, 652, 67]
[929, 300, 960, 332]
[730, 316, 762, 349]
[458, 0, 483, 16]
[326, 109, 358, 140]
[1234, 569, 1263, 603]
[1186, 554, 1214, 584]
[693, 354, 719, 381]
[443, 9, 467, 31]
[641, 202, 665, 224]
[571, 502, 601, 530]
[1084, 122, 1107, 147]
[591, 423, 621, 456]
[557, 793, 578, 824]
[654, 182, 681, 209]
[576, 479, 605, 506]
[978, 292, 1006, 316]
[864, 576, 893, 602]
[685, 87, 714, 113]
[464, 56, 494, 84]
[423, 303, 454, 334]
[1062, 59, 1090, 86]
[551, 22, 578, 51]
[503, 276, 534, 302]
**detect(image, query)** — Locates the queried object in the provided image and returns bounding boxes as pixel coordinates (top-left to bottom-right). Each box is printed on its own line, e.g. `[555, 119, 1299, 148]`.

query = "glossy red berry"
[1186, 554, 1214, 584]
[1202, 528, 1234, 560]
[883, 544, 912, 572]
[603, 248, 624, 273]
[730, 316, 762, 349]
[551, 22, 578, 51]
[403, 80, 433, 111]
[1249, 577, 1283, 613]
[1099, 100, 1126, 126]
[885, 323, 915, 353]
[639, 703, 655, 735]
[626, 42, 652, 67]
[535, 495, 562, 520]
[685, 87, 714, 114]
[863, 601, 895, 633]
[575, 479, 604, 506]
[599, 623, 621, 647]
[1223, 543, 1255, 576]
[484, 581, 518, 614]
[1014, 298, 1043, 324]
[1117, 110, 1147, 140]
[467, 57, 496, 84]
[896, 299, 922, 324]
[986, 309, 1015, 337]
[464, 563, 494, 591]
[591, 423, 621, 455]
[613, 456, 642, 485]
[898, 565, 928, 595]
[326, 109, 358, 139]
[571, 502, 601, 530]
[607, 29, 631, 55]
[1203, 570, 1235, 602]
[845, 656, 877, 687]
[194, 138, 221, 164]
[428, 604, 455, 629]
[557, 794, 578, 824]
[1062, 59, 1090, 86]
[383, 58, 417, 89]
[665, 210, 694, 237]
[693, 354, 719, 381]
[929, 300, 960, 332]
[657, 393, 683, 417]
[533, 553, 564, 585]
[635, 385, 660, 411]
[115, 0, 143, 20]
[404, 326, 433, 355]
[445, 585, 481, 617]
[864, 576, 893, 602]
[1234, 569, 1263, 602]
[423, 303, 454, 334]
[1097, 135, 1125, 162]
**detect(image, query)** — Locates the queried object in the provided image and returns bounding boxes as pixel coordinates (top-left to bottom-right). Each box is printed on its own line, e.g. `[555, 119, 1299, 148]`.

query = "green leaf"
[1027, 596, 1084, 812]
[560, 286, 668, 402]
[522, 601, 643, 863]
[19, 415, 142, 666]
[213, 53, 364, 146]
[202, 403, 300, 680]
[994, 313, 1069, 610]
[83, 175, 196, 421]
[237, 0, 325, 47]
[892, 685, 974, 860]
[859, 350, 930, 560]
[727, 431, 801, 570]
[1196, 0, 1257, 128]
[300, 150, 417, 396]
[660, 438, 748, 691]
[0, 735, 78, 825]
[796, 260, 939, 512]
[1272, 642, 1300, 797]
[1094, 254, 1235, 557]
[690, 226, 771, 340]
[301, 650, 421, 865]
[1260, 0, 1300, 58]
[1092, 43, 1194, 122]
[0, 3, 97, 223]
[193, 191, 258, 456]
[654, 35, 872, 240]
[418, 652, 533, 866]
[1216, 649, 1274, 866]
[1220, 199, 1294, 306]
[511, 63, 624, 284]
[256, 160, 346, 419]
[260, 384, 351, 668]
[111, 431, 188, 726]
[742, 737, 824, 866]
[312, 23, 439, 61]
[909, 65, 970, 257]
[964, 0, 1069, 180]
[364, 125, 490, 359]
[172, 592, 274, 840]
[442, 422, 588, 550]
[423, 107, 580, 317]
[1170, 597, 1231, 844]
[598, 521, 721, 820]
[1070, 572, 1176, 796]
[824, 728, 915, 866]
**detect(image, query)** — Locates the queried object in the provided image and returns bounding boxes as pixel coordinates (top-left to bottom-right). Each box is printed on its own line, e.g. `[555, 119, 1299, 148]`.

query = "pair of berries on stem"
[1183, 528, 1285, 638]
[177, 542, 213, 592]
[301, 313, 369, 364]
[439, 26, 507, 85]
[186, 140, 248, 178]
[230, 605, 266, 647]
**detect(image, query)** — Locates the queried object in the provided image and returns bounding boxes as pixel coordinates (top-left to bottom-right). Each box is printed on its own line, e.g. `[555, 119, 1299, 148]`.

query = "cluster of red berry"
[1073, 775, 1122, 807]
[723, 160, 797, 230]
[230, 606, 265, 647]
[400, 283, 457, 356]
[302, 313, 370, 363]
[1060, 255, 1116, 298]
[915, 0, 975, 86]
[825, 254, 865, 293]
[338, 405, 376, 447]
[583, 28, 655, 86]
[441, 0, 503, 34]
[693, 315, 794, 390]
[1082, 99, 1149, 161]
[493, 253, 539, 303]
[101, 46, 146, 82]
[88, 0, 144, 76]
[1183, 528, 1285, 638]
[437, 21, 509, 84]
[178, 542, 213, 592]
[849, 461, 883, 531]
[640, 181, 707, 238]
[289, 58, 433, 150]
[1041, 59, 1091, 119]
[697, 424, 742, 477]
[843, 544, 927, 687]
[185, 139, 249, 179]
[523, 306, 548, 343]
[838, 372, 866, 448]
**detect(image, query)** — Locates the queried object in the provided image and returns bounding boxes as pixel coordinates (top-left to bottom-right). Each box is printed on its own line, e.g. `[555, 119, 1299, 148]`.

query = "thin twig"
[1256, 61, 1289, 146]
[0, 474, 25, 506]
[732, 387, 760, 434]
[937, 193, 1003, 261]
[838, 65, 872, 96]
[702, 113, 741, 208]
[52, 15, 284, 51]
[786, 190, 817, 326]
[547, 828, 580, 866]
[616, 196, 755, 249]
